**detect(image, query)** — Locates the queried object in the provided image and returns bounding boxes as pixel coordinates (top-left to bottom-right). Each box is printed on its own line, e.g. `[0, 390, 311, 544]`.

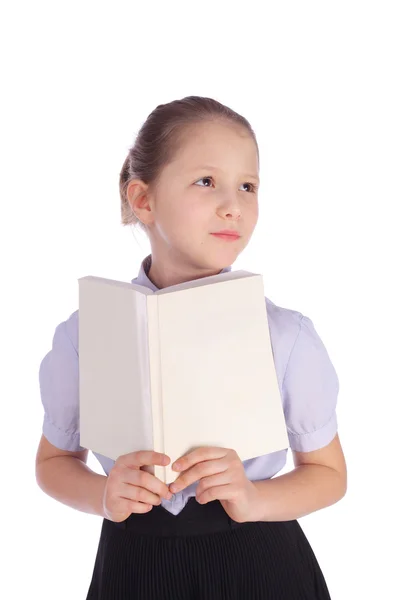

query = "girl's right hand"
[102, 450, 172, 522]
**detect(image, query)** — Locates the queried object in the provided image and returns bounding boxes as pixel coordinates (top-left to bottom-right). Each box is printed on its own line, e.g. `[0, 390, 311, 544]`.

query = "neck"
[146, 252, 226, 290]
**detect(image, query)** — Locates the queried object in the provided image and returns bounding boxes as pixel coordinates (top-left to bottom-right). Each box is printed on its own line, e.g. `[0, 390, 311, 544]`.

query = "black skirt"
[86, 497, 331, 599]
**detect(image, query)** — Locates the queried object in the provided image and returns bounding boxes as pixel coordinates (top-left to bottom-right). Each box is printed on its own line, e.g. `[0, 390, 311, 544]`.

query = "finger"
[195, 471, 233, 498]
[124, 469, 172, 500]
[172, 447, 228, 473]
[170, 457, 229, 494]
[110, 499, 153, 522]
[117, 451, 171, 469]
[119, 482, 163, 506]
[129, 501, 153, 513]
[196, 484, 236, 505]
[122, 499, 153, 514]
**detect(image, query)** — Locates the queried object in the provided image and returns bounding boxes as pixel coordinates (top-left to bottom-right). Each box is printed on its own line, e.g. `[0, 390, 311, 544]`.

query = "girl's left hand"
[169, 447, 262, 523]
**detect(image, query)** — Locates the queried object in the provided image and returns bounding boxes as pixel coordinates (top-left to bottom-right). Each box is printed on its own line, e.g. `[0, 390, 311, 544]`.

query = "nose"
[216, 197, 242, 220]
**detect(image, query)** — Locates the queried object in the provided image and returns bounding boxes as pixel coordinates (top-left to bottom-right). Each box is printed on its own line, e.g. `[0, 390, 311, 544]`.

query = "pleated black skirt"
[86, 497, 331, 599]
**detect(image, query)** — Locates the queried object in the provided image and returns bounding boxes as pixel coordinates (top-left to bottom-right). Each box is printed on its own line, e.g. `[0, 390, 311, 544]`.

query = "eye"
[194, 177, 258, 193]
[240, 182, 258, 193]
[194, 177, 213, 187]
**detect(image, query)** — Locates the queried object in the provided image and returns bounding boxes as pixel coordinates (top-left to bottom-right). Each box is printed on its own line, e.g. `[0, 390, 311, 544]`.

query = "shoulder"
[263, 295, 304, 381]
[40, 309, 79, 364]
[265, 295, 303, 339]
[61, 309, 79, 352]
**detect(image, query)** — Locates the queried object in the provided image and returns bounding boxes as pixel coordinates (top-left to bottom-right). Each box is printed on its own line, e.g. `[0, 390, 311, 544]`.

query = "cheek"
[173, 204, 209, 230]
[155, 202, 181, 231]
[244, 201, 259, 224]
[253, 205, 259, 223]
[157, 206, 204, 244]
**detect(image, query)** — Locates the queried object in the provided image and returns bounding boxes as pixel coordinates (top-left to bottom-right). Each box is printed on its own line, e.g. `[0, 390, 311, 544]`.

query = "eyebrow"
[191, 165, 260, 182]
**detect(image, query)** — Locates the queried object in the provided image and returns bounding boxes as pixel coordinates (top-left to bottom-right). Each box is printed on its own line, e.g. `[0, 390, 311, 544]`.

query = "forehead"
[168, 121, 259, 175]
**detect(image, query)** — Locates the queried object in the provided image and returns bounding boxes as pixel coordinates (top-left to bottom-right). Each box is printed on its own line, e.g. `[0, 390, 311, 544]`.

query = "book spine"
[134, 292, 154, 453]
[146, 295, 165, 483]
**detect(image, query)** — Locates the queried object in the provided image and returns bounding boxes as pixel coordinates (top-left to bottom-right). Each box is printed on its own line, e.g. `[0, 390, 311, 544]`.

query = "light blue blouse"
[38, 255, 339, 516]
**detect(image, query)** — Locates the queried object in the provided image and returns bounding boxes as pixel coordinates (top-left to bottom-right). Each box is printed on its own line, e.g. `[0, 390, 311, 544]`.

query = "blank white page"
[78, 277, 154, 461]
[157, 274, 289, 484]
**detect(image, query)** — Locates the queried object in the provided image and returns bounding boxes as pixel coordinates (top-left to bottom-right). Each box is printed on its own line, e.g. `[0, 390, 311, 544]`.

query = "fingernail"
[172, 462, 181, 471]
[165, 491, 173, 500]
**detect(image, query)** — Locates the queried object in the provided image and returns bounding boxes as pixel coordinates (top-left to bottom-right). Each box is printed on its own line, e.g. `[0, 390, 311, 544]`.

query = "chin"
[202, 248, 241, 271]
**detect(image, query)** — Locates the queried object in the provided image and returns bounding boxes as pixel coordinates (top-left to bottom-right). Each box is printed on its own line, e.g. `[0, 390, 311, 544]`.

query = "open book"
[78, 270, 289, 484]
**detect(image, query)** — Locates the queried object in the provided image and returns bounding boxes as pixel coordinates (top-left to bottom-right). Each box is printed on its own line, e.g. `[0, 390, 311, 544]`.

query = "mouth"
[210, 231, 241, 241]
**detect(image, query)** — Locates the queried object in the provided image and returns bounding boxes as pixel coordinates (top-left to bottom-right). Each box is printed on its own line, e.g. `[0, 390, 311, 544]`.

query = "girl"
[36, 96, 347, 599]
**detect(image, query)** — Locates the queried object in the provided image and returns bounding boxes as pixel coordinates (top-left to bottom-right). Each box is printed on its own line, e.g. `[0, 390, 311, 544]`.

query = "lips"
[211, 230, 240, 237]
[210, 231, 240, 241]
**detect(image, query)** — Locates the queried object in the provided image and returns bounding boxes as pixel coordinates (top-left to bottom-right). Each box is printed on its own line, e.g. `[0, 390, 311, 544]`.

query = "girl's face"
[146, 120, 259, 271]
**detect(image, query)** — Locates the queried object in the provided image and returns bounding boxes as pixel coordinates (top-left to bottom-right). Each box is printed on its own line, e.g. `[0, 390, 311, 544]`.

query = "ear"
[127, 179, 155, 225]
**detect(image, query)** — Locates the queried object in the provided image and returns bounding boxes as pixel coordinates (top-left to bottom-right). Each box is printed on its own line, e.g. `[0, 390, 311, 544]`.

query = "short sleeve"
[282, 314, 339, 452]
[38, 316, 85, 452]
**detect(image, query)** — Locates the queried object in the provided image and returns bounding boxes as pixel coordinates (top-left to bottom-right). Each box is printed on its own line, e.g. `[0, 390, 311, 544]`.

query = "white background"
[1, 1, 399, 598]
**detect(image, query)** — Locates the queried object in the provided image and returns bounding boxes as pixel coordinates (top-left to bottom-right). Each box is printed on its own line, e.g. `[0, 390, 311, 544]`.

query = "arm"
[35, 434, 107, 518]
[252, 433, 347, 522]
